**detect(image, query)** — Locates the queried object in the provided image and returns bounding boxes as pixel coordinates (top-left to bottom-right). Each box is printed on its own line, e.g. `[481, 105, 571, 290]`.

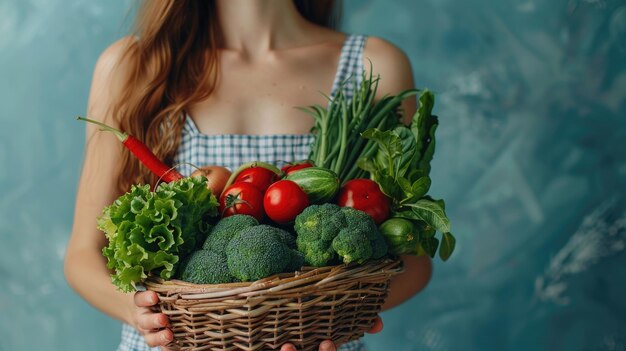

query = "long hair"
[111, 0, 340, 193]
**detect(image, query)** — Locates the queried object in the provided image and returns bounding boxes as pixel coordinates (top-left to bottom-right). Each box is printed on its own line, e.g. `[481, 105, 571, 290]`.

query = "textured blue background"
[1, 1, 625, 350]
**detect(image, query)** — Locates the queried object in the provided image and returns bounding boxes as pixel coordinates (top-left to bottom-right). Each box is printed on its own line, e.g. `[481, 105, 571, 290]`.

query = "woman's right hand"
[130, 291, 173, 348]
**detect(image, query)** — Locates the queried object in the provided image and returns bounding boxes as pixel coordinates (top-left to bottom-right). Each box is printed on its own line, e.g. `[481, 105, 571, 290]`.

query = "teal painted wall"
[1, 1, 625, 350]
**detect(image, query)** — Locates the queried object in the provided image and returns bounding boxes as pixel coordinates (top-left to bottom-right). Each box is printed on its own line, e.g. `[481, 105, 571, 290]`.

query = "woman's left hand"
[280, 316, 384, 351]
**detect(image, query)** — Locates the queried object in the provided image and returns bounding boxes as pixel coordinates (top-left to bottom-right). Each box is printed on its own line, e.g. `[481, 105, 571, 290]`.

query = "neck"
[215, 0, 308, 56]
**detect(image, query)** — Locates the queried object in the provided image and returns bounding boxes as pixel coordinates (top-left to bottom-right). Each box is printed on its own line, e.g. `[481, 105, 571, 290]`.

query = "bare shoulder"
[363, 37, 413, 91]
[364, 37, 411, 71]
[363, 37, 416, 123]
[94, 36, 136, 78]
[87, 36, 136, 128]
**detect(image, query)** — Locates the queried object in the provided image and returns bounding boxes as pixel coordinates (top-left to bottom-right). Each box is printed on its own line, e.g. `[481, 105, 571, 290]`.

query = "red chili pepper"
[77, 116, 184, 183]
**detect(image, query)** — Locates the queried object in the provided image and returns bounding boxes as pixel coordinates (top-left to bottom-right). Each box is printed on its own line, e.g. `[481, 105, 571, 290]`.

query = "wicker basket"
[144, 258, 403, 351]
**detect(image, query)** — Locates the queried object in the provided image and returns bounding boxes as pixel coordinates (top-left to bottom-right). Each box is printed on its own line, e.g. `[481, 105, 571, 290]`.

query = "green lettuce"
[98, 177, 219, 292]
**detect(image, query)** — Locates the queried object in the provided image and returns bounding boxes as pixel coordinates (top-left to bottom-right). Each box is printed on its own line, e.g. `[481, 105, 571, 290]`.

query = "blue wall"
[1, 1, 625, 350]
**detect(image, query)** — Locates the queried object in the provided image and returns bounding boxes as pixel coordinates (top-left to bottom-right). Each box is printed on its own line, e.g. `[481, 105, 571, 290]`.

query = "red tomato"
[234, 166, 279, 193]
[337, 179, 390, 224]
[281, 161, 315, 176]
[263, 180, 309, 223]
[219, 183, 265, 221]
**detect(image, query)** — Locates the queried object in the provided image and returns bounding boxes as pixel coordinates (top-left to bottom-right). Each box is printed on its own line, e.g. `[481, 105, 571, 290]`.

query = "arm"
[383, 255, 432, 310]
[63, 37, 173, 347]
[363, 37, 433, 310]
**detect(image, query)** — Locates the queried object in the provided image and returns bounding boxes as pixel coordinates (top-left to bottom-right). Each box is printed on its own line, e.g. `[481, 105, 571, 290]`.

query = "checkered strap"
[330, 34, 368, 101]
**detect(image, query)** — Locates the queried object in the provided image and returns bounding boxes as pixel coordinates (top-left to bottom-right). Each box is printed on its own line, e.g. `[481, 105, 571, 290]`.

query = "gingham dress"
[118, 34, 368, 351]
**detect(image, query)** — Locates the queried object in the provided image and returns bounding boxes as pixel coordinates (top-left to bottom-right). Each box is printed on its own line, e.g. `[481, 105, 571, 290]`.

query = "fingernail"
[161, 333, 171, 342]
[321, 340, 335, 351]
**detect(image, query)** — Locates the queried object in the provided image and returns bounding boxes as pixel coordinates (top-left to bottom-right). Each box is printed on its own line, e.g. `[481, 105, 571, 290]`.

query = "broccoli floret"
[272, 227, 297, 249]
[295, 204, 347, 241]
[299, 239, 337, 267]
[295, 205, 389, 266]
[341, 207, 376, 236]
[226, 225, 293, 281]
[177, 250, 234, 284]
[332, 228, 373, 264]
[202, 214, 258, 251]
[341, 206, 388, 259]
[294, 204, 346, 266]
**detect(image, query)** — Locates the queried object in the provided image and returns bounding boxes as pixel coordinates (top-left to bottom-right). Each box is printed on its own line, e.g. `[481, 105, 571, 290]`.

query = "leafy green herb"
[420, 236, 439, 258]
[413, 91, 438, 175]
[403, 199, 451, 233]
[357, 89, 455, 261]
[439, 232, 456, 261]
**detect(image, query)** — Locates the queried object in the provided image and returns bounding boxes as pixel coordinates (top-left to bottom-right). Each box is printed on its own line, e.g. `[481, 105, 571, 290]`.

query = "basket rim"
[143, 257, 404, 296]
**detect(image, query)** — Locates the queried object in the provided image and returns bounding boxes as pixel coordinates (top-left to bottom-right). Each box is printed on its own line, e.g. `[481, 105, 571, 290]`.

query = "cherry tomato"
[281, 161, 315, 176]
[263, 180, 309, 223]
[234, 166, 279, 193]
[337, 179, 390, 224]
[219, 183, 265, 221]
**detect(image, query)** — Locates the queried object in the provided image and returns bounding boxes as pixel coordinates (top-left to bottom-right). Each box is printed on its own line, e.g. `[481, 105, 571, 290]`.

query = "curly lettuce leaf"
[98, 178, 218, 292]
[157, 176, 219, 256]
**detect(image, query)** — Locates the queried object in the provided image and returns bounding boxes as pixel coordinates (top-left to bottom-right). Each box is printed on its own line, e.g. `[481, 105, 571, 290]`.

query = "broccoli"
[340, 207, 388, 259]
[294, 204, 346, 266]
[341, 207, 378, 239]
[226, 225, 298, 281]
[177, 250, 234, 284]
[340, 206, 388, 260]
[297, 238, 337, 267]
[295, 204, 347, 241]
[294, 204, 389, 266]
[202, 214, 258, 251]
[272, 226, 297, 249]
[332, 228, 373, 264]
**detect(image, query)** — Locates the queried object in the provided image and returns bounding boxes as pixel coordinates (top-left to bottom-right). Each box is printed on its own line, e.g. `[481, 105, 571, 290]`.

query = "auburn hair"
[111, 0, 340, 193]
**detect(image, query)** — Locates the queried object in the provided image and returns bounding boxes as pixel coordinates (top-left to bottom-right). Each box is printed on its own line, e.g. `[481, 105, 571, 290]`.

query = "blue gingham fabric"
[174, 120, 316, 176]
[329, 34, 367, 102]
[118, 34, 368, 351]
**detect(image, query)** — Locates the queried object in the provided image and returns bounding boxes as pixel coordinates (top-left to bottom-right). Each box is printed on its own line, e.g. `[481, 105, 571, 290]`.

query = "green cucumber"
[285, 167, 340, 204]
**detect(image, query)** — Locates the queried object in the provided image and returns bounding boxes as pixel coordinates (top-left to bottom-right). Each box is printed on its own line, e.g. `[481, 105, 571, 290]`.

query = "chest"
[187, 47, 341, 136]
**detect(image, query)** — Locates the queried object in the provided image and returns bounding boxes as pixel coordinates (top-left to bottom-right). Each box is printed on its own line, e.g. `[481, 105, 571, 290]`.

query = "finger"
[143, 329, 173, 348]
[281, 344, 297, 351]
[319, 340, 336, 351]
[366, 316, 384, 334]
[137, 311, 170, 330]
[134, 291, 159, 307]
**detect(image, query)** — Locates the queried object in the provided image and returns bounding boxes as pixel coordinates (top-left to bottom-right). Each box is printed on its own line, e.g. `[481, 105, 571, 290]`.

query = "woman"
[64, 1, 432, 350]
